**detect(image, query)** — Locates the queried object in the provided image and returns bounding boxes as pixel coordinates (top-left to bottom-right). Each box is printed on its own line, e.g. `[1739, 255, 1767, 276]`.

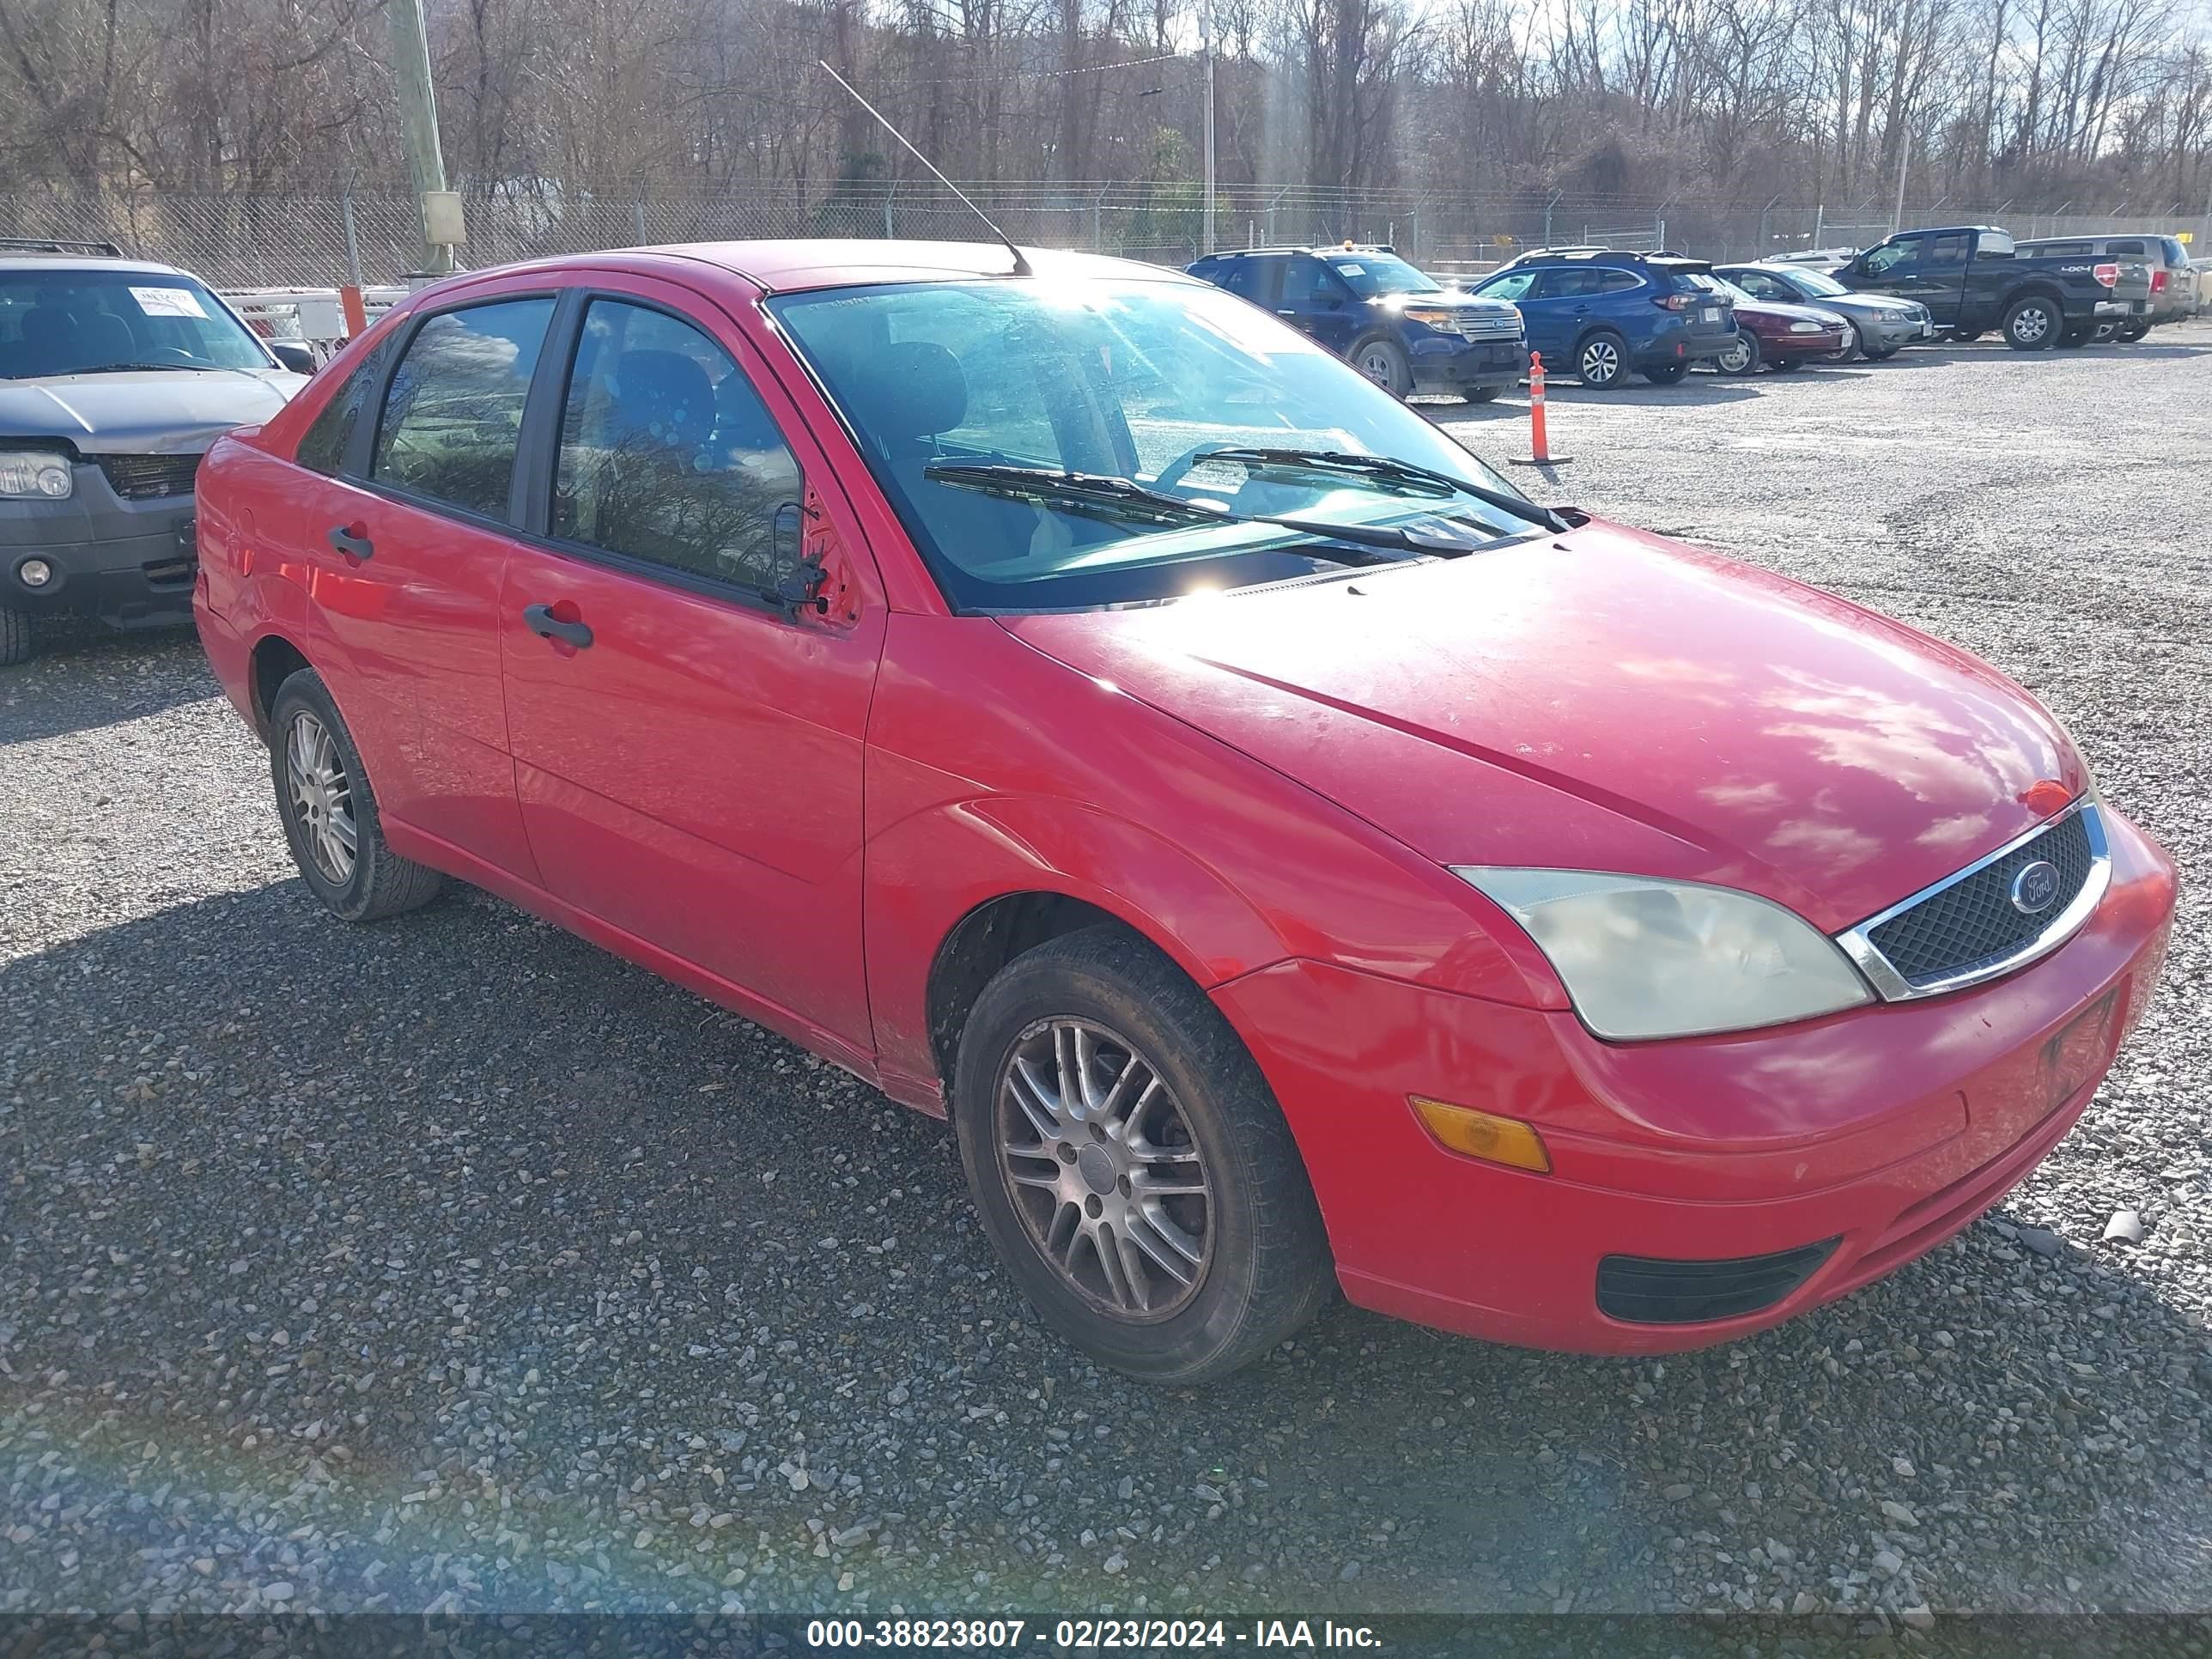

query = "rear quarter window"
[295, 338, 393, 476]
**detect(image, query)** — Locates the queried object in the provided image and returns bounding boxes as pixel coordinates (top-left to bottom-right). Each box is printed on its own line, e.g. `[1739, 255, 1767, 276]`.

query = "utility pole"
[1200, 0, 1216, 255]
[1891, 131, 1911, 234]
[388, 0, 460, 276]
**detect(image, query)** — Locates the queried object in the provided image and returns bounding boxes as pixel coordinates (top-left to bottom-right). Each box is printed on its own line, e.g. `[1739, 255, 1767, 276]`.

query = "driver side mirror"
[269, 340, 317, 374]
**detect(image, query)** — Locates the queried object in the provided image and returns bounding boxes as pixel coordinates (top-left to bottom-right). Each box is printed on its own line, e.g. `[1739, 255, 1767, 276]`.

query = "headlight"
[1400, 306, 1456, 329]
[1453, 868, 1873, 1040]
[0, 451, 74, 499]
[1788, 320, 1827, 334]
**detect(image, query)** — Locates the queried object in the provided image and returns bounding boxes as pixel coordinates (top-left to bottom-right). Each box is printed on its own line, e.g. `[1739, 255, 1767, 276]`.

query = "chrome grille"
[1453, 311, 1522, 342]
[1838, 801, 2110, 1000]
[94, 453, 202, 501]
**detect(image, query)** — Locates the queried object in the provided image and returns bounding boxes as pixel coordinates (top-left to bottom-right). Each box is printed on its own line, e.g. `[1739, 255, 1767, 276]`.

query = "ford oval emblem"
[2010, 860, 2062, 915]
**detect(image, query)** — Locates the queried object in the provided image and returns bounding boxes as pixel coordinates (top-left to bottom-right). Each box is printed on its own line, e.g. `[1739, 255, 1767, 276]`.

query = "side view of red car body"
[192, 241, 2176, 1382]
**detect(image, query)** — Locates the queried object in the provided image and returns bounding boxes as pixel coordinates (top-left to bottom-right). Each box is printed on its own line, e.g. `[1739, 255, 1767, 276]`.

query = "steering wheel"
[1150, 443, 1243, 494]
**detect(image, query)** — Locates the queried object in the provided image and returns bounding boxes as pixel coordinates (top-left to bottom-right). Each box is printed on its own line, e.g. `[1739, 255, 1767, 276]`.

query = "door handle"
[1276, 309, 1297, 316]
[522, 603, 593, 649]
[327, 523, 373, 561]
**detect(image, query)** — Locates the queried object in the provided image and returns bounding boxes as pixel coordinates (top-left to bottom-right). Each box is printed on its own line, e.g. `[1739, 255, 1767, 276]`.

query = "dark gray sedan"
[1714, 262, 1936, 360]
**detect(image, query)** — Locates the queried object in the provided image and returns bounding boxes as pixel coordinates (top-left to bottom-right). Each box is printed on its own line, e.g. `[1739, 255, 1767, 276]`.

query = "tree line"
[3, 0, 2206, 216]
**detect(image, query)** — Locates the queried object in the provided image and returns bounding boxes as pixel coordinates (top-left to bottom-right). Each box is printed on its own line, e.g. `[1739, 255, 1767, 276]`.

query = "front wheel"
[1821, 325, 1859, 363]
[0, 605, 29, 667]
[1865, 343, 1901, 361]
[269, 668, 444, 922]
[952, 927, 1332, 1383]
[1712, 330, 1762, 375]
[1352, 337, 1413, 398]
[1641, 362, 1688, 386]
[1575, 331, 1629, 389]
[2002, 296, 2061, 349]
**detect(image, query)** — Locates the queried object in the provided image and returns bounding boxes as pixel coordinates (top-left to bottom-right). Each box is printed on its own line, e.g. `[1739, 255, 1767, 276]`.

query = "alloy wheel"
[287, 710, 357, 884]
[995, 1017, 1214, 1321]
[1579, 338, 1620, 385]
[1717, 337, 1753, 373]
[2013, 305, 2052, 344]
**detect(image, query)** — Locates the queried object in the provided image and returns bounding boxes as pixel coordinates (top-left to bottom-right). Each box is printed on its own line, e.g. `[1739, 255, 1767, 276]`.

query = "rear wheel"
[0, 605, 29, 667]
[1641, 362, 1688, 385]
[1713, 330, 1762, 375]
[1352, 337, 1413, 398]
[1575, 330, 1629, 389]
[952, 927, 1332, 1383]
[269, 668, 443, 923]
[2002, 295, 2061, 349]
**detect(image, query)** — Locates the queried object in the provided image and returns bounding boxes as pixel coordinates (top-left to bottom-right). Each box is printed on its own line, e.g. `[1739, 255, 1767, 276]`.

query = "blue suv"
[1186, 246, 1528, 402]
[1468, 249, 1739, 389]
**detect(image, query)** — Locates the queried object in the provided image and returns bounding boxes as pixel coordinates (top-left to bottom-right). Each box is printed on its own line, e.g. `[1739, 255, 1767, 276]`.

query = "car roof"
[0, 252, 192, 278]
[509, 240, 1203, 295]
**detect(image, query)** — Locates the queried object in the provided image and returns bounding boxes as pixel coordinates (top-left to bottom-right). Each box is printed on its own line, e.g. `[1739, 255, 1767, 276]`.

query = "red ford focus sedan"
[192, 241, 2176, 1382]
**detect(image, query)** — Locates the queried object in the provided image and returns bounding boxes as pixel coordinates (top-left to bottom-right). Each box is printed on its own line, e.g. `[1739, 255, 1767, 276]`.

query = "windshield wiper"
[72, 362, 229, 375]
[921, 461, 1486, 561]
[1185, 446, 1571, 533]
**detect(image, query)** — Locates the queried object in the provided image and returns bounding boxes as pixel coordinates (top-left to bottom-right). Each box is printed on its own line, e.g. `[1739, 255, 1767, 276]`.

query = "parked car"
[2191, 257, 2211, 317]
[2013, 234, 2193, 338]
[193, 240, 2176, 1383]
[0, 237, 313, 665]
[1185, 245, 1528, 401]
[1467, 249, 1739, 388]
[1696, 276, 1850, 374]
[1772, 246, 1862, 272]
[1713, 261, 1935, 359]
[1830, 224, 2150, 349]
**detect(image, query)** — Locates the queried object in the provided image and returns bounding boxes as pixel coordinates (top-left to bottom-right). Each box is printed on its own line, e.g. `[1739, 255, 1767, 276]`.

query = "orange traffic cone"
[1508, 350, 1571, 467]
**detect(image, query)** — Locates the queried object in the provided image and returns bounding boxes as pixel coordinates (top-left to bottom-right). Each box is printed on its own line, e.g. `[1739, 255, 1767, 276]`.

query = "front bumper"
[1214, 804, 2177, 1354]
[1765, 329, 1850, 359]
[1, 459, 200, 629]
[1407, 334, 1528, 394]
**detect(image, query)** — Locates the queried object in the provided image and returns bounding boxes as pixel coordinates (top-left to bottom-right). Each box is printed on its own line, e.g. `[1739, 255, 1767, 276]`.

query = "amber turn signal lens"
[1410, 1097, 1552, 1174]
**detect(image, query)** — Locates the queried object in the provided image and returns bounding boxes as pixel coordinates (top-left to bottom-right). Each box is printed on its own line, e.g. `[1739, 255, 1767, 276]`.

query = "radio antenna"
[817, 60, 1033, 278]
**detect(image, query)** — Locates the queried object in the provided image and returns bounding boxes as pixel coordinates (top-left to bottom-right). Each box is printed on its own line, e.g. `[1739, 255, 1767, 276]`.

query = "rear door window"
[1218, 258, 1279, 305]
[371, 298, 555, 519]
[552, 297, 805, 595]
[1595, 270, 1644, 294]
[1537, 269, 1606, 299]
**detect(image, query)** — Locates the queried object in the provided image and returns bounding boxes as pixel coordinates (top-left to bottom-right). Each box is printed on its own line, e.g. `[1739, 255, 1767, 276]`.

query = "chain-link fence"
[3, 183, 2202, 290]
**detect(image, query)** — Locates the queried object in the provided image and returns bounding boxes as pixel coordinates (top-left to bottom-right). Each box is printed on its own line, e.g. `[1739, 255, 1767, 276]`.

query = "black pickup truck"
[1831, 224, 2151, 349]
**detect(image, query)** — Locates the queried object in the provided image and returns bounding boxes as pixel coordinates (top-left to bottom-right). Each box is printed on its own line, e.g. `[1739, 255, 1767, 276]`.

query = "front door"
[281, 289, 555, 878]
[497, 281, 885, 1060]
[1474, 268, 1550, 357]
[1279, 255, 1363, 355]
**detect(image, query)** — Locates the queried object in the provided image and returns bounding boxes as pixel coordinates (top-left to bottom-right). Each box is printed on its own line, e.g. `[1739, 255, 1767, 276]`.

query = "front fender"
[863, 793, 1291, 1103]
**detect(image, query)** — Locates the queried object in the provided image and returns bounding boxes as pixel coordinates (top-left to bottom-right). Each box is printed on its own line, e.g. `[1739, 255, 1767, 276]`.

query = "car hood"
[0, 368, 305, 453]
[1376, 289, 1517, 315]
[1001, 521, 2084, 934]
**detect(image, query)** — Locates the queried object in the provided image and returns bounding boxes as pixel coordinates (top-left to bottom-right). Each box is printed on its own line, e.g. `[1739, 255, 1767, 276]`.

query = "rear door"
[1517, 268, 1591, 359]
[283, 286, 555, 879]
[495, 277, 886, 1060]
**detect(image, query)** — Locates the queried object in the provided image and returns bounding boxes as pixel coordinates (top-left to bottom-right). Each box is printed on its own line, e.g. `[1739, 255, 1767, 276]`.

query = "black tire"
[1771, 356, 1804, 372]
[1461, 386, 1504, 404]
[2115, 319, 2151, 343]
[1949, 331, 1983, 344]
[1865, 343, 1901, 360]
[268, 667, 443, 923]
[1350, 337, 1412, 398]
[1712, 329, 1762, 375]
[951, 927, 1333, 1384]
[1574, 329, 1629, 389]
[2002, 295, 2062, 349]
[1821, 324, 1860, 363]
[1640, 362, 1688, 385]
[0, 605, 29, 667]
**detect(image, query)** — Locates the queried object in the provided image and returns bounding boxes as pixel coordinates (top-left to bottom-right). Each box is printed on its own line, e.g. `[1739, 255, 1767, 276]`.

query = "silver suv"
[0, 239, 310, 664]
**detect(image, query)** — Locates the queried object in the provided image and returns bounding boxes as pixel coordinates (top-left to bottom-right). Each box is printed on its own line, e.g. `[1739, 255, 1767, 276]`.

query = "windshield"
[1779, 267, 1849, 297]
[1322, 253, 1441, 297]
[0, 269, 270, 380]
[769, 277, 1537, 611]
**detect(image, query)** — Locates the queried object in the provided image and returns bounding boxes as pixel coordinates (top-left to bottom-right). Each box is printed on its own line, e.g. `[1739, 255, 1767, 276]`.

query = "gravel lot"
[3, 324, 2209, 1634]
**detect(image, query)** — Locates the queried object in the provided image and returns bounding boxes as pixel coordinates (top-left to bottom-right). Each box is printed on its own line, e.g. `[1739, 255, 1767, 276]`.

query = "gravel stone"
[3, 327, 2210, 1620]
